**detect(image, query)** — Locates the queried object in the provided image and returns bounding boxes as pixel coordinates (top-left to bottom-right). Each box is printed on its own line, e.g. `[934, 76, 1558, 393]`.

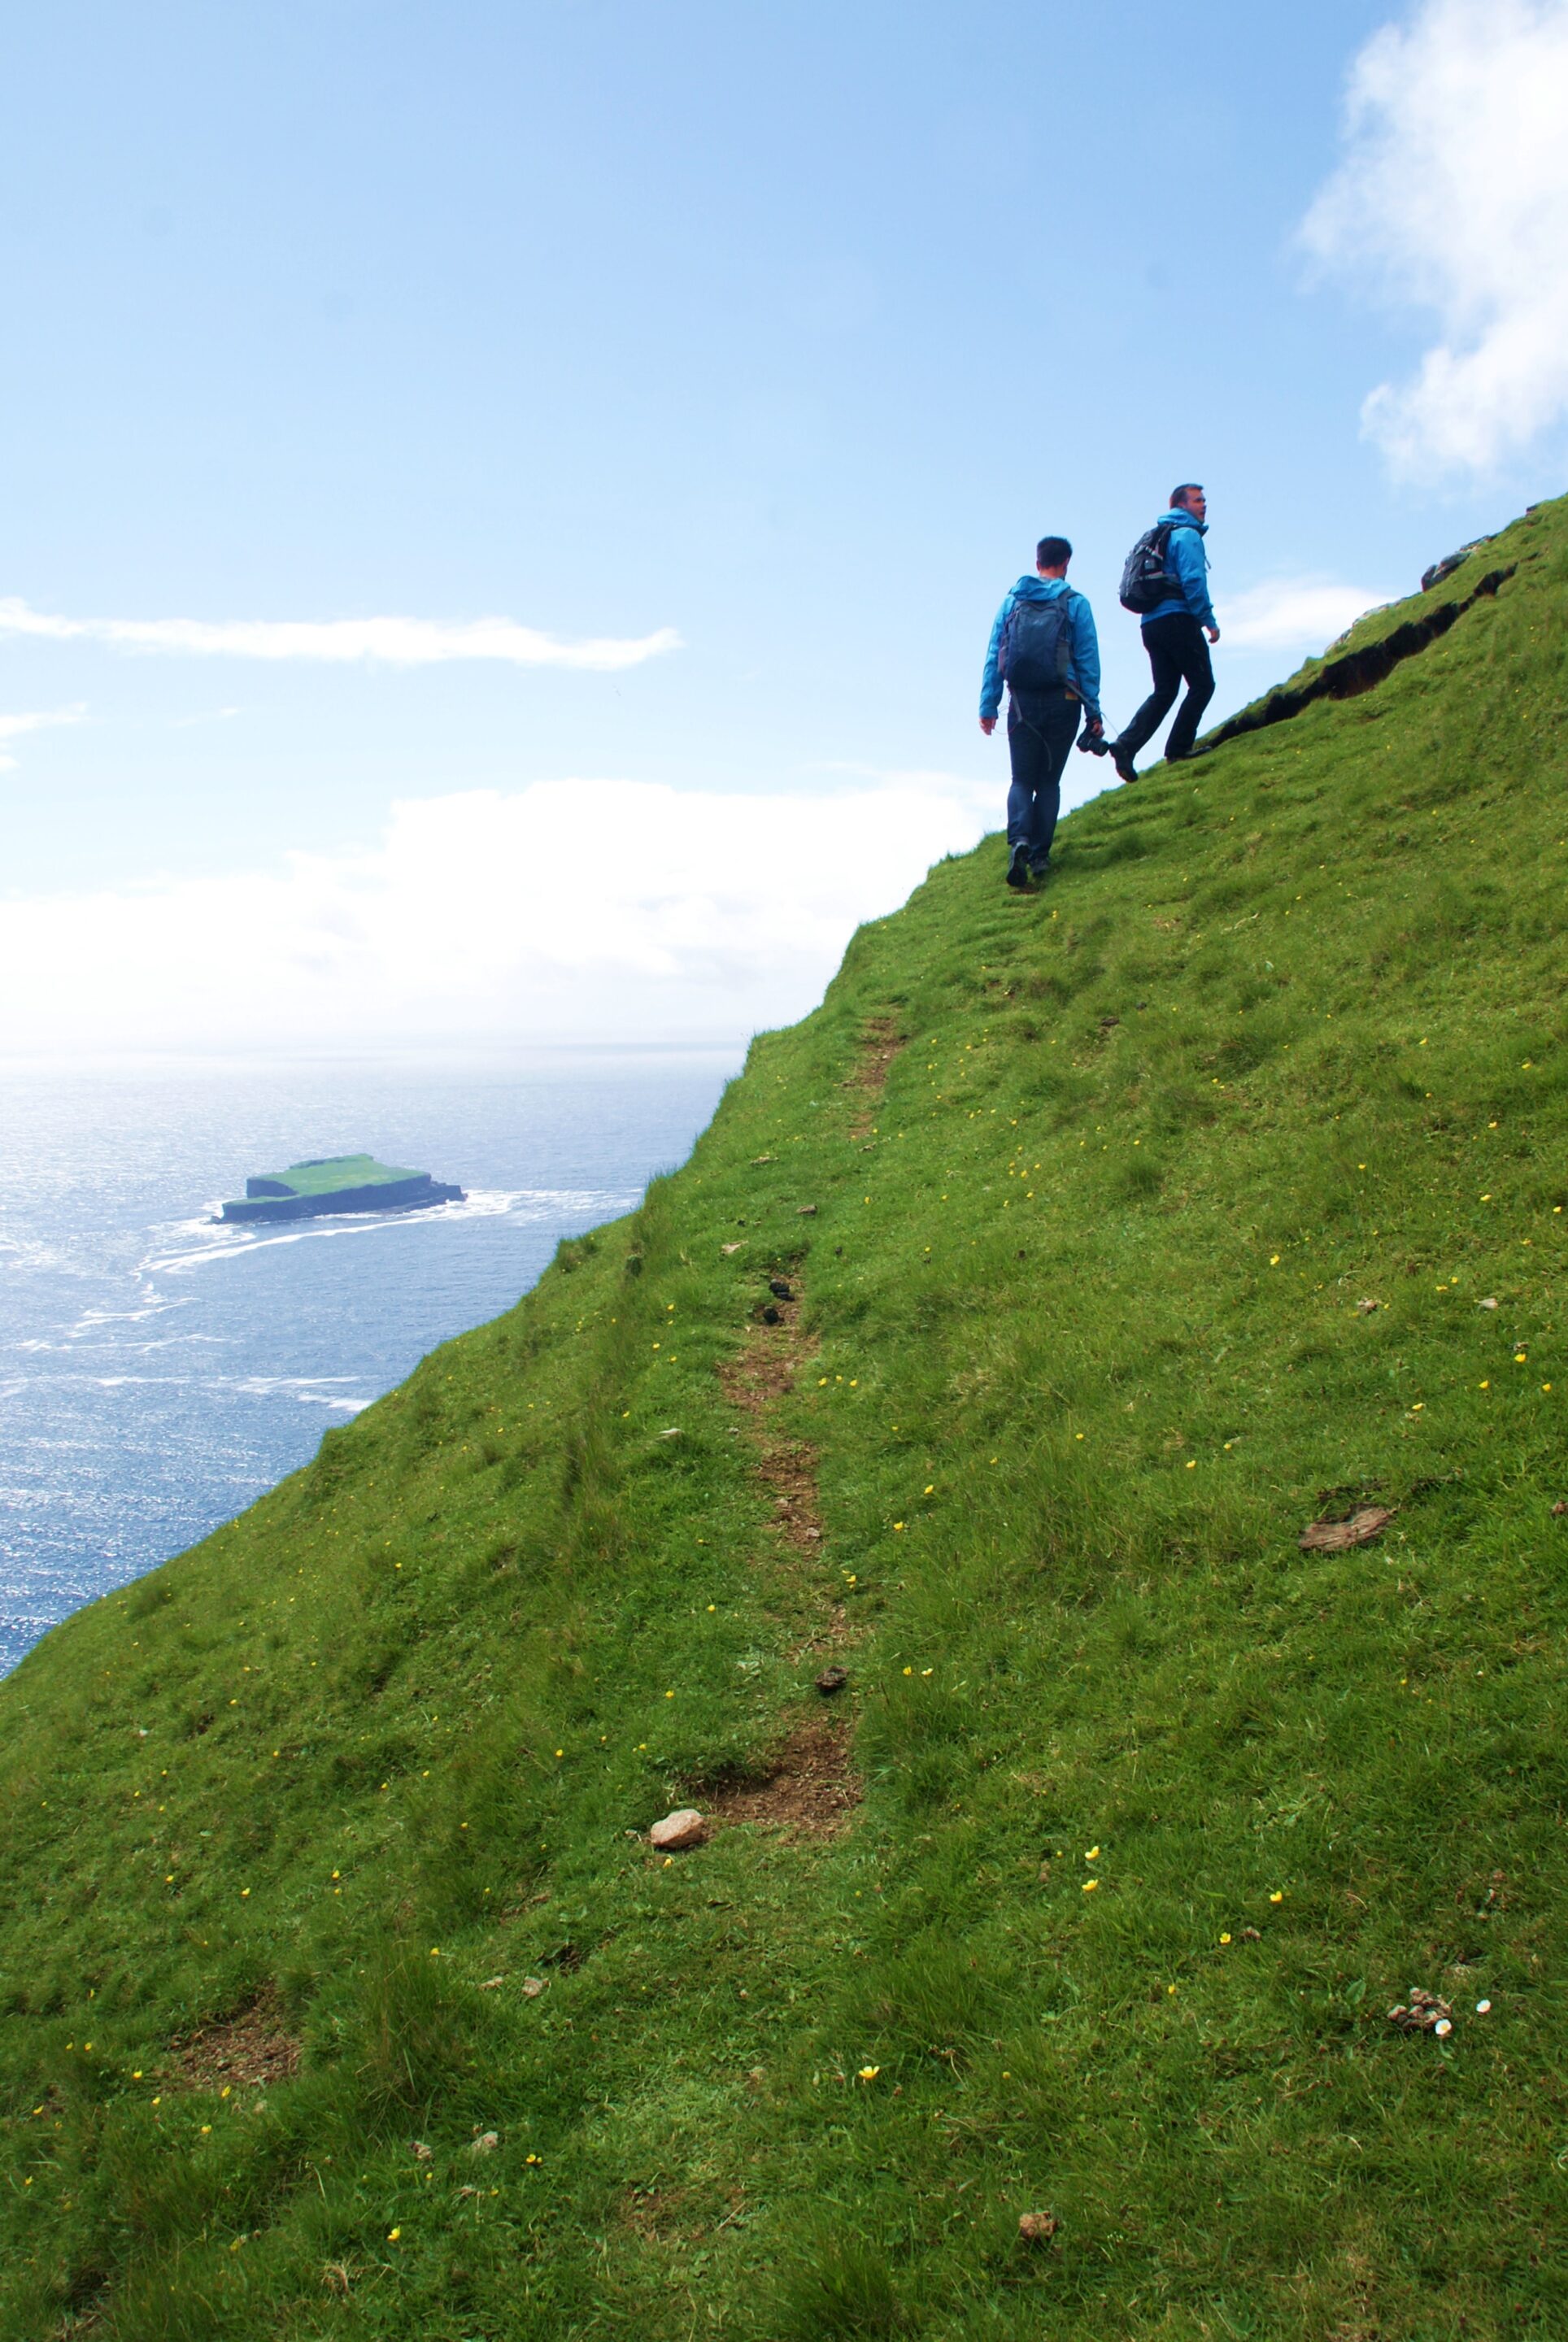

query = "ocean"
[0, 1047, 738, 1675]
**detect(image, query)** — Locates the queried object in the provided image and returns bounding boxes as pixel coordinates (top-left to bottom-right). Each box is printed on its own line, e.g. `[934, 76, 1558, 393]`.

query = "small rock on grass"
[1299, 1504, 1396, 1552]
[521, 1977, 547, 1999]
[816, 1665, 848, 1695]
[469, 2131, 499, 2154]
[1017, 2213, 1058, 2245]
[796, 1204, 817, 1217]
[650, 1808, 706, 1851]
[1387, 1987, 1453, 2035]
[411, 2140, 433, 2161]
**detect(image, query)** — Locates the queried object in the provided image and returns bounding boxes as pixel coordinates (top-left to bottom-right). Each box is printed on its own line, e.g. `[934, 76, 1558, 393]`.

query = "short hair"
[1035, 534, 1072, 568]
[1169, 483, 1204, 510]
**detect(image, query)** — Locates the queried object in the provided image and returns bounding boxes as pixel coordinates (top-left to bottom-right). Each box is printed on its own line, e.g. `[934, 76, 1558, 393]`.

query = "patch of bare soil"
[708, 1717, 861, 1839]
[171, 1987, 300, 2091]
[846, 1013, 908, 1138]
[618, 2183, 747, 2248]
[718, 1294, 847, 1645]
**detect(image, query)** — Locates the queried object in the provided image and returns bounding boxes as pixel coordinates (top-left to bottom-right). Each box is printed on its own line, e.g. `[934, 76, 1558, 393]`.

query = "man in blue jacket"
[980, 534, 1104, 888]
[1109, 483, 1219, 781]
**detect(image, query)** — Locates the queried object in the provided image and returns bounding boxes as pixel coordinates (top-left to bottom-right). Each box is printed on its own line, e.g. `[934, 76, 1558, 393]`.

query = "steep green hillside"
[2, 500, 1566, 2341]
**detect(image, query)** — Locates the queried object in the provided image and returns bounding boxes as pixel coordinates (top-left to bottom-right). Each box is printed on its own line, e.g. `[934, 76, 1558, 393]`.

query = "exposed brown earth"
[718, 1291, 852, 1665]
[171, 1987, 300, 2091]
[708, 1021, 906, 1838]
[845, 1012, 908, 1139]
[708, 1716, 860, 1838]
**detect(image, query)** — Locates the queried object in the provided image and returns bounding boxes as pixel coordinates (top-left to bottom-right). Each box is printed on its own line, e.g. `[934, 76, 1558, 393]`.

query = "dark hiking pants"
[1119, 612, 1215, 763]
[1006, 688, 1078, 868]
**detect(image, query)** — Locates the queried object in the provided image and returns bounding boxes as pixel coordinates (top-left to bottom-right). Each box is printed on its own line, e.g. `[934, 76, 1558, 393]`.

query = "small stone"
[1553, 1500, 1567, 1517]
[751, 1154, 777, 1166]
[816, 1665, 848, 1695]
[1387, 1987, 1453, 2034]
[1017, 2213, 1058, 2245]
[477, 1976, 506, 1991]
[1356, 1297, 1379, 1314]
[796, 1204, 817, 1217]
[411, 2140, 433, 2161]
[1479, 1295, 1499, 1308]
[761, 1305, 781, 1326]
[649, 1808, 706, 1851]
[1299, 1504, 1396, 1552]
[469, 2131, 499, 2154]
[721, 1241, 745, 1256]
[769, 1279, 794, 1299]
[520, 1977, 547, 1999]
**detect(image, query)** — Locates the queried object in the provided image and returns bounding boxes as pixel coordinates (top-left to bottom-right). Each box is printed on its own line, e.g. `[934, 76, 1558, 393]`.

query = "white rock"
[650, 1807, 706, 1851]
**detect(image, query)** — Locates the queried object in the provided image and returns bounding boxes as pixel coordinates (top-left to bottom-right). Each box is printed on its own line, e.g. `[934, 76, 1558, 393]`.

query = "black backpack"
[1119, 523, 1178, 614]
[1000, 590, 1078, 694]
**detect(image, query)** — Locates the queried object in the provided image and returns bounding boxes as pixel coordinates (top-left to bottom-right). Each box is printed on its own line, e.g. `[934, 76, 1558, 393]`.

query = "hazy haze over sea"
[0, 1047, 738, 1674]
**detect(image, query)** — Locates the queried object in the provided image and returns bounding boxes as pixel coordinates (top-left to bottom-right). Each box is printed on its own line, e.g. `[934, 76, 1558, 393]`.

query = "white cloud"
[1302, 0, 1568, 477]
[0, 777, 992, 1054]
[0, 600, 681, 671]
[1221, 579, 1389, 654]
[0, 703, 87, 771]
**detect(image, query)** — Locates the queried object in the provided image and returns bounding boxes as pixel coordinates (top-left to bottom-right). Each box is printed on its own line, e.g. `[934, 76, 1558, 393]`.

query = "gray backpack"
[1120, 524, 1178, 614]
[1000, 590, 1078, 693]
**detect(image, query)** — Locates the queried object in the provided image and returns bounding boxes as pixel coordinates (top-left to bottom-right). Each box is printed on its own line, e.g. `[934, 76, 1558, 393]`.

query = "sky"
[3, 0, 1566, 1054]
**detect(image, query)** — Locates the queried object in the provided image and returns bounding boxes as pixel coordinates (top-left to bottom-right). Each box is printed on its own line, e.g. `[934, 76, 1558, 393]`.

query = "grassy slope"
[242, 1160, 423, 1198]
[2, 497, 1566, 2342]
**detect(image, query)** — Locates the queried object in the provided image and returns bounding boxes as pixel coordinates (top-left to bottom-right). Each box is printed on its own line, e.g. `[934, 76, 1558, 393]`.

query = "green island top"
[247, 1154, 422, 1198]
[216, 1153, 465, 1223]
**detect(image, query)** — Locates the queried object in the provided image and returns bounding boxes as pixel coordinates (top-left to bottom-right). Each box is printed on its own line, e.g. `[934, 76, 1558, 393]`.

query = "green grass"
[2, 494, 1566, 2340]
[237, 1156, 424, 1199]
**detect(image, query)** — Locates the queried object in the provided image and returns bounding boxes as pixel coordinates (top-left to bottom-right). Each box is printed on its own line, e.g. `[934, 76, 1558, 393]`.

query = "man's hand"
[1205, 625, 1220, 646]
[1085, 715, 1104, 738]
[979, 716, 997, 736]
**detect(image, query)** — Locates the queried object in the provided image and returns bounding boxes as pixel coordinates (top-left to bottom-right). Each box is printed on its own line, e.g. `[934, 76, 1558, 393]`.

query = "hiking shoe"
[1029, 859, 1051, 882]
[1006, 844, 1030, 889]
[1109, 740, 1138, 785]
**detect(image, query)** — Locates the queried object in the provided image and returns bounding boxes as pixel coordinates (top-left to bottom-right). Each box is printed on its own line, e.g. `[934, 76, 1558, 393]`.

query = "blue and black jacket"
[1140, 510, 1217, 631]
[979, 576, 1103, 724]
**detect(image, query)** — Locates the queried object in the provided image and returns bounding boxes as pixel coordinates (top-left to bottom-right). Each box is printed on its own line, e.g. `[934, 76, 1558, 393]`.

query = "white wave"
[62, 1295, 193, 1339]
[221, 1374, 371, 1412]
[144, 1186, 636, 1274]
[90, 1374, 194, 1389]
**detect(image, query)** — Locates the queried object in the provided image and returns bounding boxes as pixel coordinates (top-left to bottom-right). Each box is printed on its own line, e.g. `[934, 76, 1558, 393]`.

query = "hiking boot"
[1109, 739, 1138, 785]
[1006, 844, 1030, 889]
[1029, 858, 1051, 882]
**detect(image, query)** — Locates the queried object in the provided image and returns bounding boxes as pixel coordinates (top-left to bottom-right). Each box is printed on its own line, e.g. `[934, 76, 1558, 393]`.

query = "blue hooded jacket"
[979, 575, 1102, 724]
[1141, 510, 1216, 631]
